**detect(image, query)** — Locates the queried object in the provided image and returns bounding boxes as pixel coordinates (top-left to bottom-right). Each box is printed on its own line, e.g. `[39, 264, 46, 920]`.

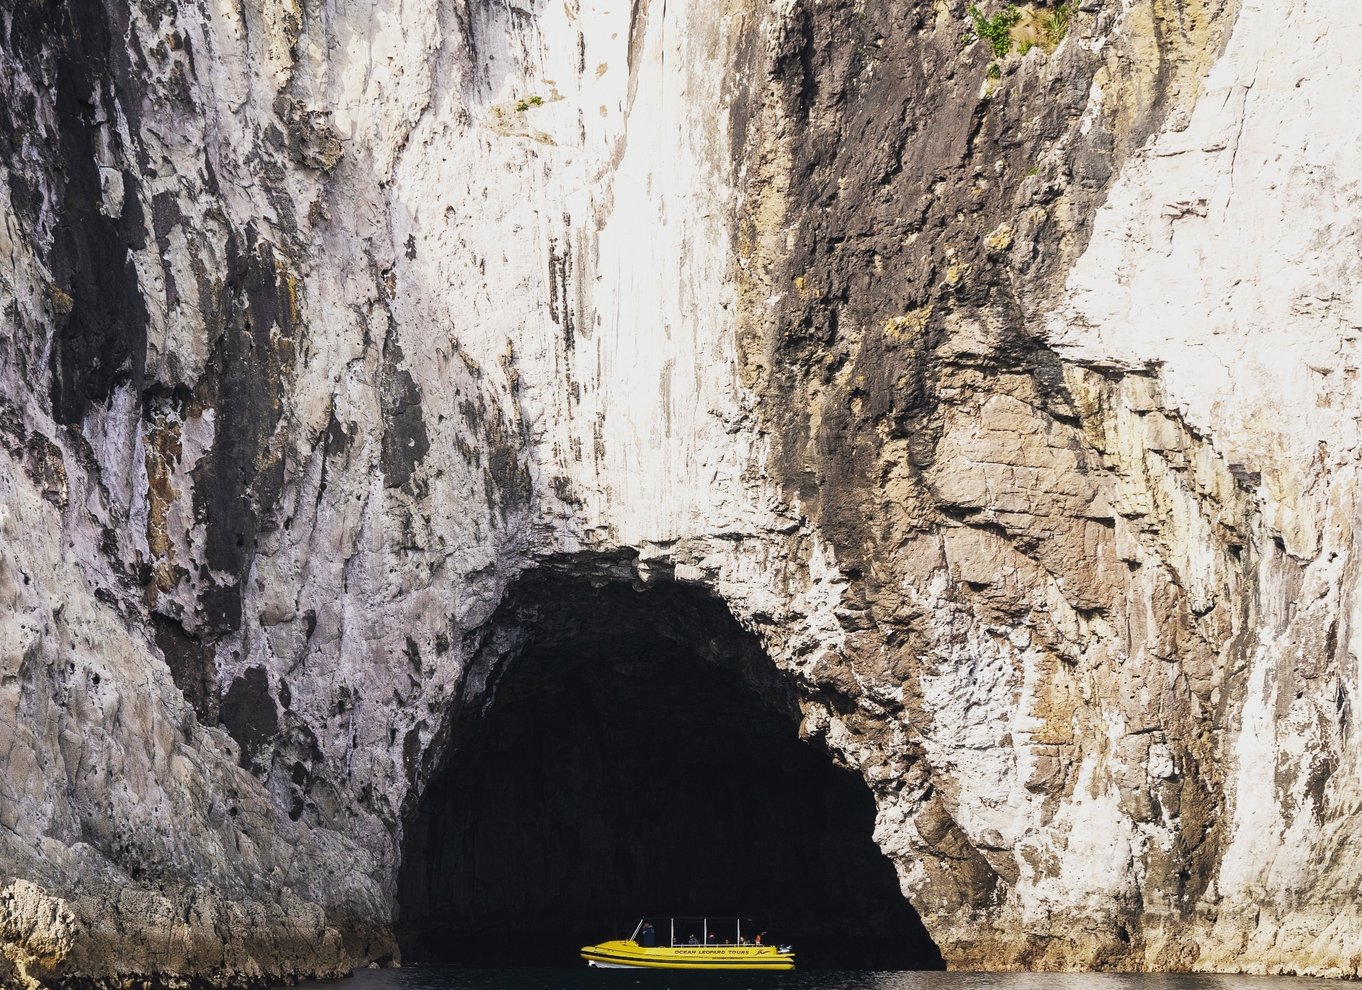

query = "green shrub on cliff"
[968, 4, 1022, 57]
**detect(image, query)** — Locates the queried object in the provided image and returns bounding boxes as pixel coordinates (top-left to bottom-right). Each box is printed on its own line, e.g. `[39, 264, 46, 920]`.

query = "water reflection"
[287, 966, 1338, 990]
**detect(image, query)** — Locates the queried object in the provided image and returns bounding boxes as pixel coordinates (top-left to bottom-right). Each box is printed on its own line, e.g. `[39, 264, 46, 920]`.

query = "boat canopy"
[628, 917, 771, 947]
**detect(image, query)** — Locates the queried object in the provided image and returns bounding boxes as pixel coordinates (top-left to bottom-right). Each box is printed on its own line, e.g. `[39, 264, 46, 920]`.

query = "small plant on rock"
[1042, 3, 1072, 48]
[968, 4, 1022, 58]
[514, 94, 545, 112]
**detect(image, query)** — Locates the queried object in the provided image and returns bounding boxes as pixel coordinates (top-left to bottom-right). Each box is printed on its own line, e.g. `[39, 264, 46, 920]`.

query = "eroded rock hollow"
[398, 571, 941, 969]
[3, 0, 1362, 984]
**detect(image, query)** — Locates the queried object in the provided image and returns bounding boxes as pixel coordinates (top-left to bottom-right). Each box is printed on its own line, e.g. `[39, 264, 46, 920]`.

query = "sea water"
[285, 967, 1339, 990]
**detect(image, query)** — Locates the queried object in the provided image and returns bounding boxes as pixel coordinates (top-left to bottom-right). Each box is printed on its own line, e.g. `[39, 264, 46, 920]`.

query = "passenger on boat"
[640, 923, 656, 947]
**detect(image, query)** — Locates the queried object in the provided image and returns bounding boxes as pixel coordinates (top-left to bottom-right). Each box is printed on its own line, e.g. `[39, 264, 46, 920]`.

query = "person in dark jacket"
[640, 922, 656, 947]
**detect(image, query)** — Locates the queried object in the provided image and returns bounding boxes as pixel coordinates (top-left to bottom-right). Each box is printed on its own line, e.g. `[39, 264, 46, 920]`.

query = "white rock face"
[1045, 0, 1362, 972]
[1051, 0, 1362, 559]
[2, 0, 1362, 981]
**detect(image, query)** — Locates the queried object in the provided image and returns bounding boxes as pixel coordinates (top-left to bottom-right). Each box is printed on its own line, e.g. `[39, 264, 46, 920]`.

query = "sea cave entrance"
[397, 570, 942, 969]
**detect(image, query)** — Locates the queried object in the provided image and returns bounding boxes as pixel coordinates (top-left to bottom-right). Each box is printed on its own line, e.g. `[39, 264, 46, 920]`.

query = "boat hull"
[581, 939, 795, 970]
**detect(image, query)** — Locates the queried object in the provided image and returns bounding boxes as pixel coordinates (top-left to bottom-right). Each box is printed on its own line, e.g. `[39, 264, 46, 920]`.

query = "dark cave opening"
[397, 573, 943, 970]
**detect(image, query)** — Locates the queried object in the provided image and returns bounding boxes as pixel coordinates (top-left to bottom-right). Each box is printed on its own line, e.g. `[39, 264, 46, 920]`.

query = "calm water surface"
[287, 967, 1340, 990]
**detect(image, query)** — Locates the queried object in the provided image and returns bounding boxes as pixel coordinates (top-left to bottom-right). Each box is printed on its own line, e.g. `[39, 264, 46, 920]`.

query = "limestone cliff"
[2, 0, 1361, 984]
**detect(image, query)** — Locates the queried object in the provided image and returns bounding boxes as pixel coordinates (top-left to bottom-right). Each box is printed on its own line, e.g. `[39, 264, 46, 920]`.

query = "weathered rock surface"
[2, 0, 1361, 982]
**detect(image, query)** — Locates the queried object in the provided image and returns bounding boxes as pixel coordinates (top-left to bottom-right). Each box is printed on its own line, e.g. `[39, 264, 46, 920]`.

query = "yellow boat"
[581, 917, 795, 970]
